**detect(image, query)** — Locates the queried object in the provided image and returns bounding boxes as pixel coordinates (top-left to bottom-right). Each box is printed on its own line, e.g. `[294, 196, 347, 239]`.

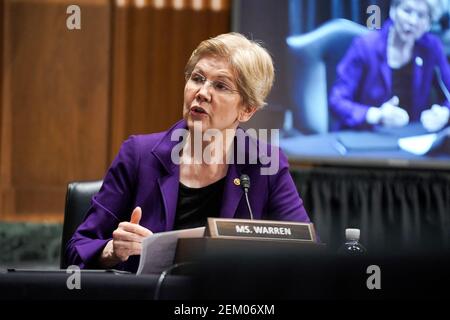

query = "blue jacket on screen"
[329, 20, 450, 130]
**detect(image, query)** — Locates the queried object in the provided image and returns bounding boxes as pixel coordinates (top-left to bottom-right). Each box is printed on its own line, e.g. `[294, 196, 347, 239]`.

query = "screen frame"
[232, 0, 450, 171]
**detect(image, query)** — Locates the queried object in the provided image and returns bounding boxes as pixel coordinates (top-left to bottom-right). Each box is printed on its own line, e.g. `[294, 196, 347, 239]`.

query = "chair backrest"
[60, 180, 103, 268]
[287, 19, 369, 134]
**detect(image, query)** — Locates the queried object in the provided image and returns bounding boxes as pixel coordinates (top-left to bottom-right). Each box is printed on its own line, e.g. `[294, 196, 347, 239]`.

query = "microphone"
[240, 174, 254, 220]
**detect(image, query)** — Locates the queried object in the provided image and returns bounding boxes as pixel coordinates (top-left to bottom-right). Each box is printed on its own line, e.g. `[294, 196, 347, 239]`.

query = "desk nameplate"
[206, 218, 317, 242]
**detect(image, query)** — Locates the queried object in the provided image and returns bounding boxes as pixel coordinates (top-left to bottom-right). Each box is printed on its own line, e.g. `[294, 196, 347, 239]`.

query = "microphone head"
[240, 174, 250, 190]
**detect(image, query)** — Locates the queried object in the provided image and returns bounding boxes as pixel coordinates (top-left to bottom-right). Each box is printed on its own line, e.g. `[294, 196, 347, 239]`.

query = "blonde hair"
[185, 32, 274, 110]
[391, 0, 437, 21]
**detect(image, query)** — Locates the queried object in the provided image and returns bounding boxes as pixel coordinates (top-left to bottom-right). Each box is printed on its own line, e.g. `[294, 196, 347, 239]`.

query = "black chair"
[286, 19, 368, 134]
[60, 180, 103, 269]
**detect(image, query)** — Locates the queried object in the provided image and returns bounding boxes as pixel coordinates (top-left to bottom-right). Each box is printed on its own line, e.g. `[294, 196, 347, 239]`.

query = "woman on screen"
[329, 0, 450, 132]
[65, 33, 310, 272]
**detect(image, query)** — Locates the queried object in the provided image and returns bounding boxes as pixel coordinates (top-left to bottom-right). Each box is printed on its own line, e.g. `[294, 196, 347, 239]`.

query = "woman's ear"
[238, 105, 258, 123]
[389, 6, 396, 22]
[424, 19, 432, 33]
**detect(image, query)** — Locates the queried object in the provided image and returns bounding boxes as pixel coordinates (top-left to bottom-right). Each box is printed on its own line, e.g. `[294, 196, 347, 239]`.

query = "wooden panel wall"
[0, 0, 231, 222]
[1, 0, 112, 221]
[109, 0, 231, 160]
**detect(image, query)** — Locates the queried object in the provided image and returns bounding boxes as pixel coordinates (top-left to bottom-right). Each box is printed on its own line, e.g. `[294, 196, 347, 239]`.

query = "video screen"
[234, 0, 450, 169]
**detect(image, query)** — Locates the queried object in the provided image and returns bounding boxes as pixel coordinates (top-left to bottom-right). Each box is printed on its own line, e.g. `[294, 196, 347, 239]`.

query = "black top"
[391, 60, 414, 120]
[174, 177, 226, 230]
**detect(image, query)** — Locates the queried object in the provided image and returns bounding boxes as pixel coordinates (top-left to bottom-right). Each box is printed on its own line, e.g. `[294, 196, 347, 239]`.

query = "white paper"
[398, 133, 437, 155]
[136, 227, 205, 275]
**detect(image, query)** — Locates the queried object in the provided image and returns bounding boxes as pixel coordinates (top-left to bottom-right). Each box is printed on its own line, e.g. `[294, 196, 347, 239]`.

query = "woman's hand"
[98, 207, 153, 268]
[421, 104, 450, 132]
[379, 96, 409, 127]
[366, 96, 409, 127]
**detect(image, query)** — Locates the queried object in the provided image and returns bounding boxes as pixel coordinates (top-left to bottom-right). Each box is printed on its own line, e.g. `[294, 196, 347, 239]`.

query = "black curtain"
[291, 166, 450, 253]
[289, 0, 391, 35]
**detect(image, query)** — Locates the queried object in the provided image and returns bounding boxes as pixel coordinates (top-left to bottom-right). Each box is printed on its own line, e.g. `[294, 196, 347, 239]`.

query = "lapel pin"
[233, 178, 241, 186]
[415, 56, 423, 67]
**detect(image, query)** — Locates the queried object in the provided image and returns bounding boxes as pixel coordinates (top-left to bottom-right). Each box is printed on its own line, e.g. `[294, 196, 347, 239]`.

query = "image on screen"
[233, 0, 450, 169]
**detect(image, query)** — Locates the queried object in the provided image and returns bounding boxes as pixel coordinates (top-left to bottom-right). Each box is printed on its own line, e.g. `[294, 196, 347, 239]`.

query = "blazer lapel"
[380, 61, 392, 94]
[219, 127, 258, 218]
[377, 21, 392, 94]
[412, 46, 425, 116]
[157, 170, 179, 230]
[152, 120, 186, 230]
[378, 42, 392, 93]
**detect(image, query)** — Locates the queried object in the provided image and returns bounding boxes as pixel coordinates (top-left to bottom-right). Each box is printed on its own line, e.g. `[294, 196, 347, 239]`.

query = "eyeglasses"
[185, 71, 240, 96]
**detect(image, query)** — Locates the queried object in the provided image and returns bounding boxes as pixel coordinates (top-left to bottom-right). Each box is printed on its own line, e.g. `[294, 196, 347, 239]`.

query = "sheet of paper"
[398, 133, 437, 155]
[136, 227, 205, 275]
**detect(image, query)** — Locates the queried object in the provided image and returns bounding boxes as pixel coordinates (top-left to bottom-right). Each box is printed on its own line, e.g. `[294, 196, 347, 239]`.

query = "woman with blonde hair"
[330, 0, 450, 132]
[66, 33, 311, 272]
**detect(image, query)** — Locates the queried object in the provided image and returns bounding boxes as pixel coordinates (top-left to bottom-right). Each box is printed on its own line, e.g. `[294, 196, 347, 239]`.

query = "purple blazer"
[66, 119, 310, 272]
[329, 20, 450, 130]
